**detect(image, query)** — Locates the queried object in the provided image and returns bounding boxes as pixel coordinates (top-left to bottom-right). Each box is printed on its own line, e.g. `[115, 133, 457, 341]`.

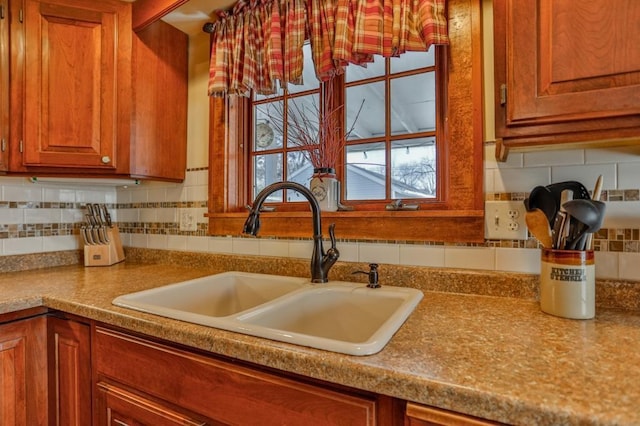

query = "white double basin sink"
[112, 271, 423, 356]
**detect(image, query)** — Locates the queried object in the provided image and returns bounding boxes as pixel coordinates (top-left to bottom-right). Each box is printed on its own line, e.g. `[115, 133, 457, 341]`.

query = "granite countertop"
[1, 261, 639, 425]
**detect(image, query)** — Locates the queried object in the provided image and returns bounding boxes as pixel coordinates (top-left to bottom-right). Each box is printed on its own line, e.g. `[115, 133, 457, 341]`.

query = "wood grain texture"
[132, 0, 189, 32]
[207, 0, 484, 242]
[16, 0, 131, 172]
[131, 19, 188, 181]
[494, 0, 640, 156]
[406, 402, 500, 425]
[94, 327, 383, 425]
[97, 382, 208, 426]
[0, 0, 8, 171]
[0, 316, 48, 426]
[8, 0, 25, 173]
[47, 316, 91, 426]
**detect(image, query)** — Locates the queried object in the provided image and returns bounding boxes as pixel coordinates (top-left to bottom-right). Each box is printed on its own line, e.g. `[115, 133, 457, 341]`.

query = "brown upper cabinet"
[1, 0, 187, 181]
[131, 0, 189, 32]
[130, 19, 188, 181]
[493, 0, 640, 161]
[17, 0, 132, 172]
[0, 0, 11, 171]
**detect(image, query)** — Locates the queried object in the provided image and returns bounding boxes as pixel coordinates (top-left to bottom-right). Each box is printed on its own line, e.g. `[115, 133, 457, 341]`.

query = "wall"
[0, 177, 115, 255]
[114, 26, 640, 282]
[1, 6, 638, 283]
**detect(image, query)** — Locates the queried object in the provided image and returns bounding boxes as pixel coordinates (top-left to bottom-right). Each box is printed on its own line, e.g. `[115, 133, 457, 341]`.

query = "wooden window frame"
[248, 77, 323, 211]
[341, 55, 440, 208]
[207, 0, 484, 242]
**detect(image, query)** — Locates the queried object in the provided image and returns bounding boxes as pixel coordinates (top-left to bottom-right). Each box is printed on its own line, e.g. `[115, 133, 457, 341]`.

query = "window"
[249, 46, 439, 208]
[250, 44, 321, 205]
[343, 50, 439, 203]
[208, 0, 484, 242]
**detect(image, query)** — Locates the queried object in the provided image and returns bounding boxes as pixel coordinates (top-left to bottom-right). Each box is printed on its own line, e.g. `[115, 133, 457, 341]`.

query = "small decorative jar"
[310, 168, 339, 212]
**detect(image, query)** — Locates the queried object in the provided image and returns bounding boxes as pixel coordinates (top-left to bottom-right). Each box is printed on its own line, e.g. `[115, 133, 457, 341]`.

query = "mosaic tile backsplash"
[1, 144, 640, 281]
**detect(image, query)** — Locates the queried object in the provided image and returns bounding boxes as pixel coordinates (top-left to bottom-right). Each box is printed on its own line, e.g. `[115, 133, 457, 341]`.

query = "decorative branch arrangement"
[266, 78, 364, 171]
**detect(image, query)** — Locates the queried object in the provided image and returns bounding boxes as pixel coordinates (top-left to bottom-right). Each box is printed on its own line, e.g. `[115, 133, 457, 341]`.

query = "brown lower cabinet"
[0, 312, 48, 425]
[47, 315, 92, 426]
[93, 326, 402, 425]
[1, 310, 502, 425]
[405, 402, 501, 426]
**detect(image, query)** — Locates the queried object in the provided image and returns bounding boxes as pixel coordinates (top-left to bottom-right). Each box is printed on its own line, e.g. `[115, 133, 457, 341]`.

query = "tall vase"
[310, 168, 339, 212]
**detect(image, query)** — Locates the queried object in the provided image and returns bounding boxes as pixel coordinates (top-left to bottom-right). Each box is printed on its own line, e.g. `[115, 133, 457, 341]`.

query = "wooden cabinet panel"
[0, 315, 48, 426]
[94, 327, 384, 425]
[405, 402, 500, 426]
[493, 0, 640, 160]
[96, 382, 209, 426]
[17, 0, 131, 171]
[47, 316, 91, 426]
[132, 0, 189, 32]
[0, 0, 8, 171]
[131, 19, 187, 181]
[3, 0, 187, 180]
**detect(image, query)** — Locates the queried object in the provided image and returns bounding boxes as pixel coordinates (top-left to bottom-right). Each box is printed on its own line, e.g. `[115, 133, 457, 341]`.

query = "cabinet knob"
[101, 156, 111, 164]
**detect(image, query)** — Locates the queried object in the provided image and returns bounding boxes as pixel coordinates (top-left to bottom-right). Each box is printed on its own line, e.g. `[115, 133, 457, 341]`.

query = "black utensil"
[546, 181, 591, 210]
[563, 199, 606, 250]
[528, 185, 557, 225]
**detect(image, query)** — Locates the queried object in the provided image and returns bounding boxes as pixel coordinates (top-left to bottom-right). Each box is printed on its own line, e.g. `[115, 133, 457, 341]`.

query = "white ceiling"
[162, 0, 235, 36]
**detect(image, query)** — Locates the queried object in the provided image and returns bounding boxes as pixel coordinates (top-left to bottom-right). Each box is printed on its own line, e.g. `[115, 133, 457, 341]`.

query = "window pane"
[345, 142, 386, 200]
[288, 44, 319, 94]
[390, 48, 435, 74]
[254, 103, 282, 151]
[254, 80, 283, 101]
[346, 81, 385, 141]
[390, 72, 436, 135]
[287, 94, 320, 148]
[346, 55, 385, 82]
[286, 152, 313, 202]
[391, 138, 436, 199]
[253, 153, 283, 201]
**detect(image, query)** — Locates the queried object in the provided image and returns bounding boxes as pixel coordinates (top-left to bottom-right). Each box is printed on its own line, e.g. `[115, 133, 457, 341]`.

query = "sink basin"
[113, 272, 423, 356]
[113, 271, 309, 317]
[237, 284, 423, 355]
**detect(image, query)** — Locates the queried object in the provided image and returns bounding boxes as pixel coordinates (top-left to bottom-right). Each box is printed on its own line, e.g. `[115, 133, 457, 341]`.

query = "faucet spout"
[243, 181, 339, 283]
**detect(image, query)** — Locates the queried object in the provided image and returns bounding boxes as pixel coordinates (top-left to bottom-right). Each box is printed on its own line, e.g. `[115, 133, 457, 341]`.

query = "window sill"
[207, 210, 485, 242]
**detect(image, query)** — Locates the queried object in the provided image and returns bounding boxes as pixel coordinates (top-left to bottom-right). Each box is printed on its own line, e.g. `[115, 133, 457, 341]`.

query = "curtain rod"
[203, 22, 215, 33]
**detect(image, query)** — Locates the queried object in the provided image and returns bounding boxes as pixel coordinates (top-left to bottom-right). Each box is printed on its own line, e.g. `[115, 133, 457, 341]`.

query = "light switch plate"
[484, 200, 528, 240]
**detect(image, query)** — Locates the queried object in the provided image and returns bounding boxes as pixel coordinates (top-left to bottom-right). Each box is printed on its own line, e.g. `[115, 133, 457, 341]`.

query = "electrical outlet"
[179, 209, 197, 232]
[484, 200, 528, 240]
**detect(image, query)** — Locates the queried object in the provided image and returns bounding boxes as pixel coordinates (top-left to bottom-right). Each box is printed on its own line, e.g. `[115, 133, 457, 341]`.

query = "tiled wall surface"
[114, 144, 640, 282]
[0, 144, 639, 282]
[0, 177, 115, 255]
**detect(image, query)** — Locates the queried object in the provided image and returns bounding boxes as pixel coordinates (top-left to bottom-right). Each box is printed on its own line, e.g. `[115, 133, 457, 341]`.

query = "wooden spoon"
[525, 208, 553, 248]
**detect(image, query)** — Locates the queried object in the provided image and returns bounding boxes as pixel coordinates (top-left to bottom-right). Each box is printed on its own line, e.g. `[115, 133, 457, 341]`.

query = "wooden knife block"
[84, 226, 125, 267]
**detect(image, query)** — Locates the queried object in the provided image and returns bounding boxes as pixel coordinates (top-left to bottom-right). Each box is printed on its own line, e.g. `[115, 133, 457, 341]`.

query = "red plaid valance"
[208, 0, 449, 97]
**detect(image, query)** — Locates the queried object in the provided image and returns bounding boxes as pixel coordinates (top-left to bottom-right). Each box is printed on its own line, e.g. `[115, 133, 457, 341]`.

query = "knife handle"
[102, 204, 112, 227]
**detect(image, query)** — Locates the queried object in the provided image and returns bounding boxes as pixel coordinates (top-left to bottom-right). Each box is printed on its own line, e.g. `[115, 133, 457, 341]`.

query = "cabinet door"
[405, 402, 499, 426]
[0, 316, 48, 425]
[131, 19, 187, 181]
[0, 0, 9, 171]
[494, 0, 640, 158]
[21, 0, 131, 170]
[95, 382, 209, 426]
[47, 316, 91, 426]
[95, 327, 382, 425]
